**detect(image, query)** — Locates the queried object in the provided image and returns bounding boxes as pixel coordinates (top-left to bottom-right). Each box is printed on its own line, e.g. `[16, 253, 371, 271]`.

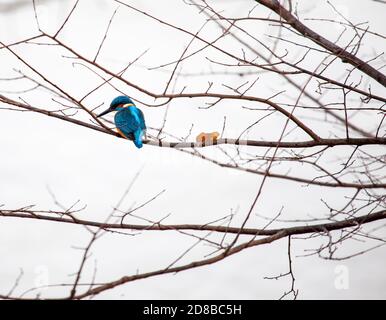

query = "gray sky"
[0, 0, 385, 299]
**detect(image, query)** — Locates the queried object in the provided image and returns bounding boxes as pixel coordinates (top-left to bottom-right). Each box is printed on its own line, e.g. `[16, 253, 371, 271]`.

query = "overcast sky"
[0, 0, 385, 299]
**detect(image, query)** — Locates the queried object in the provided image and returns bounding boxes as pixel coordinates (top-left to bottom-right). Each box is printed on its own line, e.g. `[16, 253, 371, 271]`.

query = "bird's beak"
[97, 108, 111, 118]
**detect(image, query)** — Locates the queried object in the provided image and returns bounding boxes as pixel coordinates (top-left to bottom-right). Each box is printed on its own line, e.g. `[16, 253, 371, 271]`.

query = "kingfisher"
[97, 96, 146, 148]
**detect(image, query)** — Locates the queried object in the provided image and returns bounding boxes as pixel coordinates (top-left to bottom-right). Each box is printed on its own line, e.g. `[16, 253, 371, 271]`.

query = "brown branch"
[256, 0, 386, 86]
[1, 94, 385, 150]
[1, 208, 385, 237]
[32, 208, 385, 299]
[70, 231, 285, 299]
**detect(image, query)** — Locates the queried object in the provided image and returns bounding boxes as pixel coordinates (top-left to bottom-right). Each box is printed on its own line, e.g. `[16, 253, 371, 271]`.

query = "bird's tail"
[133, 129, 144, 149]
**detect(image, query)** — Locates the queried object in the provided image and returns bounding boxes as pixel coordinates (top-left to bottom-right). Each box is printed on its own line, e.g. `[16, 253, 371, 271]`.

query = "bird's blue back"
[115, 105, 146, 148]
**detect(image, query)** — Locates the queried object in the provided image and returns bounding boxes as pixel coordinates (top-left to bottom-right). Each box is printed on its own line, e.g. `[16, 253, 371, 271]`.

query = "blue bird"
[97, 96, 146, 148]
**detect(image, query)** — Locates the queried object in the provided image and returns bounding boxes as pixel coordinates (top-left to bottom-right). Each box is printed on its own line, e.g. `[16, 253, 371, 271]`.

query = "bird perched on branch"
[97, 96, 146, 149]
